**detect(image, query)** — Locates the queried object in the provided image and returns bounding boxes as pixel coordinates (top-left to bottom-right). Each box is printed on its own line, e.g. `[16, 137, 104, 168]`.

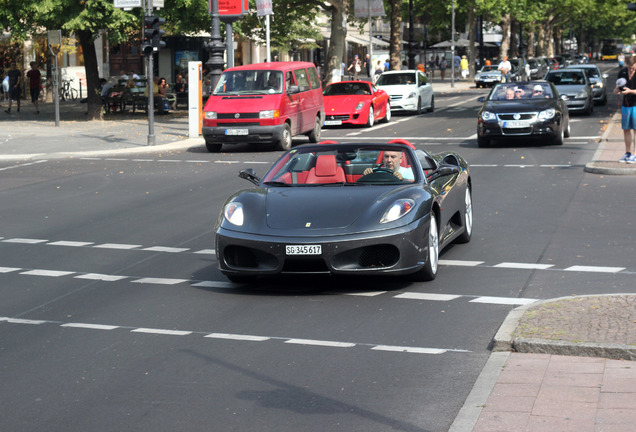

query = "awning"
[347, 33, 390, 47]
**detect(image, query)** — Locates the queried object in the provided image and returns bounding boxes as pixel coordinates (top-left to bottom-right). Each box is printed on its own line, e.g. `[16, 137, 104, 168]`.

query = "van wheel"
[307, 116, 321, 143]
[205, 140, 222, 153]
[278, 124, 292, 151]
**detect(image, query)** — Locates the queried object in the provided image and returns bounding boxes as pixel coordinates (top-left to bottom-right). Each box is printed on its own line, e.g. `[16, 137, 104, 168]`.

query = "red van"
[202, 62, 325, 152]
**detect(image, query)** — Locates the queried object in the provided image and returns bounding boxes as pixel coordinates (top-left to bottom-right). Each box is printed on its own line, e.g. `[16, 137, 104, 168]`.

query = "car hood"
[554, 84, 588, 96]
[377, 84, 417, 96]
[324, 95, 368, 113]
[476, 71, 502, 78]
[483, 99, 556, 112]
[223, 185, 430, 237]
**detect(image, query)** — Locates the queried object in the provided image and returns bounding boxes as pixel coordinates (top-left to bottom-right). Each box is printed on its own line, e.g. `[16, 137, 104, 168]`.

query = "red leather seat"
[305, 154, 346, 184]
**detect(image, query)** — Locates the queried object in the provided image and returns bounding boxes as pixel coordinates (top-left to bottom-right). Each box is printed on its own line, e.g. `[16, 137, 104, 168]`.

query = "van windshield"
[213, 70, 284, 95]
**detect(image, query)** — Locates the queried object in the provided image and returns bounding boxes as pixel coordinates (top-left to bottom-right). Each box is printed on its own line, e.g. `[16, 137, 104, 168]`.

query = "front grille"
[325, 115, 350, 121]
[501, 127, 533, 135]
[217, 113, 260, 119]
[223, 246, 278, 270]
[496, 113, 536, 121]
[217, 122, 259, 127]
[359, 245, 400, 268]
[282, 258, 329, 273]
[389, 95, 403, 102]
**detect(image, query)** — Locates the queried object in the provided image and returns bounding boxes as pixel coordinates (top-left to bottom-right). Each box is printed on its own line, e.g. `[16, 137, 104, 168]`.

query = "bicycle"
[59, 78, 78, 101]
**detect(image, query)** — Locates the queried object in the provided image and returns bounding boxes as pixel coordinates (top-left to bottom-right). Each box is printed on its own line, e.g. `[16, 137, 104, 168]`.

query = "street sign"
[256, 0, 272, 16]
[353, 0, 385, 18]
[47, 29, 62, 46]
[114, 0, 142, 8]
[211, 0, 248, 18]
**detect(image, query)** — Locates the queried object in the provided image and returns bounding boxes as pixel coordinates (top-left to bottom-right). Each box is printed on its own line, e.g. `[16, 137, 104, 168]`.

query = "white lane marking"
[93, 243, 142, 250]
[206, 333, 270, 341]
[20, 269, 75, 277]
[0, 317, 468, 355]
[142, 246, 190, 253]
[132, 277, 189, 285]
[61, 323, 119, 330]
[344, 291, 387, 297]
[47, 241, 94, 247]
[191, 281, 237, 289]
[75, 273, 128, 282]
[564, 265, 626, 273]
[372, 345, 447, 354]
[540, 164, 573, 168]
[494, 262, 554, 270]
[439, 259, 484, 267]
[470, 297, 538, 305]
[0, 267, 21, 273]
[285, 339, 357, 348]
[131, 328, 193, 336]
[2, 238, 48, 244]
[0, 160, 47, 171]
[394, 292, 462, 301]
[194, 249, 215, 254]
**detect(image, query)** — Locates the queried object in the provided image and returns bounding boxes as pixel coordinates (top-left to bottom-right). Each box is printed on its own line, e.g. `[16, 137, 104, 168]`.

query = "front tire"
[278, 123, 292, 151]
[205, 140, 222, 152]
[416, 98, 423, 115]
[367, 106, 375, 127]
[455, 187, 473, 244]
[427, 95, 435, 113]
[307, 116, 321, 142]
[381, 103, 391, 123]
[411, 213, 439, 281]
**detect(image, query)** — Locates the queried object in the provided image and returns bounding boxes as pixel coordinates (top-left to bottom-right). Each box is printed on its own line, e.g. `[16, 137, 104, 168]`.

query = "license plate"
[502, 121, 528, 128]
[286, 245, 322, 255]
[324, 120, 342, 126]
[225, 128, 249, 136]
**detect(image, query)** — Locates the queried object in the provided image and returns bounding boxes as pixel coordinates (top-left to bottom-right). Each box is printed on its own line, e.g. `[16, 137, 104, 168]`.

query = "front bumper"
[203, 124, 285, 144]
[562, 97, 589, 111]
[478, 118, 561, 140]
[388, 96, 418, 111]
[216, 217, 430, 278]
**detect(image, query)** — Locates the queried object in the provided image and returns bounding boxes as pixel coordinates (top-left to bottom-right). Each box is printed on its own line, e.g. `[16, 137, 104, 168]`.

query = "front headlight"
[481, 111, 496, 121]
[406, 91, 417, 99]
[538, 108, 556, 120]
[576, 89, 588, 99]
[594, 82, 604, 88]
[380, 199, 415, 224]
[204, 111, 217, 120]
[260, 110, 280, 119]
[355, 102, 365, 110]
[224, 202, 244, 226]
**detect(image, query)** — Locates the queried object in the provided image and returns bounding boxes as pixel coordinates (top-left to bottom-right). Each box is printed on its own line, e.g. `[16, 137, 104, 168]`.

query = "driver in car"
[363, 150, 415, 180]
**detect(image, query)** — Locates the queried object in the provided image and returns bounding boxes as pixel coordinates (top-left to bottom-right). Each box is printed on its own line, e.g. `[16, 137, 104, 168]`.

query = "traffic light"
[142, 15, 166, 55]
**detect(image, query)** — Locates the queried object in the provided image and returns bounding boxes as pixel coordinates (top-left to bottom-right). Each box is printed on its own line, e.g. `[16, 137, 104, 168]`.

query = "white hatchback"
[376, 70, 434, 114]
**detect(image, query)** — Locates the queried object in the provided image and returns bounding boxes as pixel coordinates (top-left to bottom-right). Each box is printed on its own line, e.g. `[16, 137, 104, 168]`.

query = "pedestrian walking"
[347, 54, 362, 80]
[498, 56, 511, 83]
[427, 56, 435, 79]
[5, 62, 21, 114]
[439, 57, 447, 80]
[364, 54, 371, 77]
[460, 55, 469, 79]
[26, 62, 41, 114]
[615, 55, 636, 163]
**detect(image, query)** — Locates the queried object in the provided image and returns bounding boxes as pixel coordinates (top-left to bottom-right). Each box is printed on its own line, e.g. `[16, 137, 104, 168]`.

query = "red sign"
[210, 0, 248, 17]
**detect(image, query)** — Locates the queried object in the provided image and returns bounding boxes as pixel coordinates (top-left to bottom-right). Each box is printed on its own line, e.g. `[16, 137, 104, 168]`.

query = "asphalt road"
[1, 62, 635, 432]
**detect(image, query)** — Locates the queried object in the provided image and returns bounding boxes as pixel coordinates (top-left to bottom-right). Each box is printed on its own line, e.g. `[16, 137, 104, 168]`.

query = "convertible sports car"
[215, 140, 472, 283]
[323, 81, 390, 127]
[477, 81, 570, 147]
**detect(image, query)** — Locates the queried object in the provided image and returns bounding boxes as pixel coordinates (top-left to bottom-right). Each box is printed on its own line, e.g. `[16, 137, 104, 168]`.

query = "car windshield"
[324, 82, 371, 96]
[262, 144, 419, 186]
[489, 83, 554, 100]
[213, 70, 284, 95]
[546, 71, 586, 85]
[376, 73, 416, 86]
[479, 66, 499, 73]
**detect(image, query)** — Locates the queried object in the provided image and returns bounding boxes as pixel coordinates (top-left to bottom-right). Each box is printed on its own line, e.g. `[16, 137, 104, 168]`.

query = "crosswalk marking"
[93, 243, 142, 250]
[469, 297, 537, 306]
[494, 262, 554, 270]
[564, 265, 625, 273]
[20, 269, 75, 277]
[132, 277, 189, 285]
[61, 323, 119, 330]
[75, 273, 128, 282]
[394, 292, 461, 301]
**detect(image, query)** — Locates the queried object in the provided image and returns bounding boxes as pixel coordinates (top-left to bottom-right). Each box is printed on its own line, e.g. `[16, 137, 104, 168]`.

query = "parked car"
[474, 65, 504, 88]
[214, 140, 472, 282]
[323, 81, 390, 127]
[376, 70, 434, 114]
[544, 68, 594, 114]
[527, 58, 549, 80]
[476, 81, 570, 147]
[202, 61, 325, 152]
[565, 64, 608, 105]
[574, 54, 589, 64]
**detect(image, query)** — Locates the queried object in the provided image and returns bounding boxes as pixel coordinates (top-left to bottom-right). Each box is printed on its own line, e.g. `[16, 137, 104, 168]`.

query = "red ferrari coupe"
[323, 81, 391, 127]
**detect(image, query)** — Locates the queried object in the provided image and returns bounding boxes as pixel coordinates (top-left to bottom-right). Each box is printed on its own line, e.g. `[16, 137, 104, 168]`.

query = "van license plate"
[286, 245, 322, 255]
[225, 129, 249, 136]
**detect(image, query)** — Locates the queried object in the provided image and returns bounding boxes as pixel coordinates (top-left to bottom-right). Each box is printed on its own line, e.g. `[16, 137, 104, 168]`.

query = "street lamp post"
[205, 0, 226, 93]
[451, 0, 455, 88]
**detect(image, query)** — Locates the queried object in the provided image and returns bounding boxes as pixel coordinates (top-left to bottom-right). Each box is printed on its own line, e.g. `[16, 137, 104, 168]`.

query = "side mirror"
[602, 73, 609, 79]
[239, 168, 260, 186]
[427, 164, 460, 181]
[288, 85, 300, 95]
[477, 96, 485, 102]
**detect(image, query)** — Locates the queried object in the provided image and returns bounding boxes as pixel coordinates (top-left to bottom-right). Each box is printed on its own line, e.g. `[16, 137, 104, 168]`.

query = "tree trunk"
[77, 30, 102, 120]
[527, 25, 535, 57]
[323, 1, 346, 86]
[389, 0, 401, 70]
[499, 14, 511, 59]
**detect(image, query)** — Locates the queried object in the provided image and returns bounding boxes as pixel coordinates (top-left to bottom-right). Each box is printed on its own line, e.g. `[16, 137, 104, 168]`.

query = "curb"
[584, 112, 636, 175]
[492, 293, 636, 360]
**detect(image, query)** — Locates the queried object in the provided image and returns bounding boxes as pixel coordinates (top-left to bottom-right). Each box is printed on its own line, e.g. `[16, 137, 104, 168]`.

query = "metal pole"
[408, 0, 415, 69]
[368, 0, 372, 76]
[451, 0, 455, 88]
[146, 0, 155, 146]
[206, 0, 226, 93]
[51, 48, 60, 127]
[266, 15, 271, 62]
[226, 22, 234, 68]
